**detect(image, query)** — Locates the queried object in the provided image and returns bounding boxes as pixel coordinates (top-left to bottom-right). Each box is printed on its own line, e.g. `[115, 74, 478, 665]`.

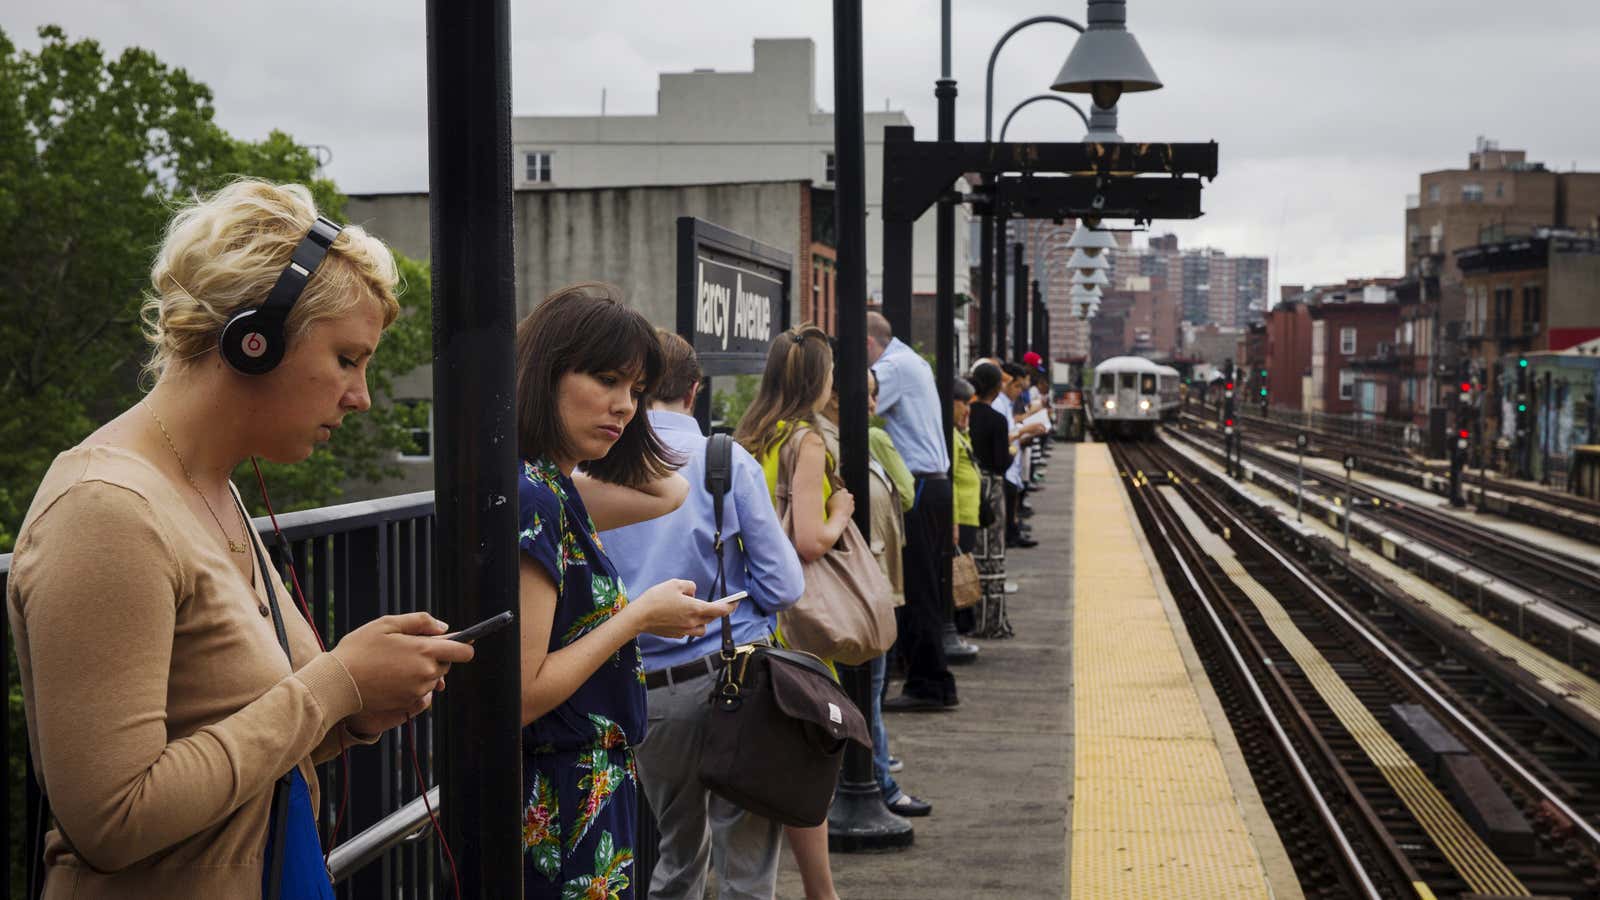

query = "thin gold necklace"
[143, 400, 249, 554]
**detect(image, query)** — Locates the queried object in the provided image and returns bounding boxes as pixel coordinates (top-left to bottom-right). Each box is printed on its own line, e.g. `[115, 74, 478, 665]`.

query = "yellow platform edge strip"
[1070, 446, 1272, 898]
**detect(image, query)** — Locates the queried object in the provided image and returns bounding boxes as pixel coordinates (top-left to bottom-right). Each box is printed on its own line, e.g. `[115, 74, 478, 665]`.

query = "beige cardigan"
[7, 445, 372, 899]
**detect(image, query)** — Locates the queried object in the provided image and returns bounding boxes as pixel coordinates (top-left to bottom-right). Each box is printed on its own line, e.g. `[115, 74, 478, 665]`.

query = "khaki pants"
[636, 665, 784, 899]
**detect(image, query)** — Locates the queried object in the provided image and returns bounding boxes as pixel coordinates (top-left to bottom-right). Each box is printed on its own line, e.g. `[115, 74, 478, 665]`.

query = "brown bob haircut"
[515, 282, 678, 486]
[649, 328, 702, 406]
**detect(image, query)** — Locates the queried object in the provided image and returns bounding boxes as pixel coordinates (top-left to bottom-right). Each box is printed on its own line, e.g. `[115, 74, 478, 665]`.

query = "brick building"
[1262, 300, 1314, 412]
[1307, 299, 1401, 418]
[1405, 137, 1600, 329]
[1456, 233, 1600, 460]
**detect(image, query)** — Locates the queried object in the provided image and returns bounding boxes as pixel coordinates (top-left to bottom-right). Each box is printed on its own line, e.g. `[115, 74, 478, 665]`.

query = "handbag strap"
[705, 433, 735, 660]
[235, 493, 296, 900]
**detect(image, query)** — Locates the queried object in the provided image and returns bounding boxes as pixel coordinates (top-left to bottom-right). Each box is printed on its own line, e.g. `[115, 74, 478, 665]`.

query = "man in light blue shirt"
[867, 311, 960, 710]
[601, 332, 803, 900]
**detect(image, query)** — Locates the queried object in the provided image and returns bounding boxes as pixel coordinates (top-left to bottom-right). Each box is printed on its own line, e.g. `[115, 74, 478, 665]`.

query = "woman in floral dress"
[513, 283, 738, 899]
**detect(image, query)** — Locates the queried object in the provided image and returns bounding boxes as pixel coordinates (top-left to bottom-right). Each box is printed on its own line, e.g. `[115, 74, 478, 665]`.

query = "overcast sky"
[8, 0, 1599, 295]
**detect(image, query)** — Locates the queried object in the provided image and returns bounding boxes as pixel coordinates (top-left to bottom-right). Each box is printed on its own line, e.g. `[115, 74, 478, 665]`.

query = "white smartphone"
[715, 590, 748, 606]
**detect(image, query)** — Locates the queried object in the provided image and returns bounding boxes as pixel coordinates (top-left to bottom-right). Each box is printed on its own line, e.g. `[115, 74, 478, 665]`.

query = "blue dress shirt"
[600, 410, 805, 672]
[870, 338, 951, 476]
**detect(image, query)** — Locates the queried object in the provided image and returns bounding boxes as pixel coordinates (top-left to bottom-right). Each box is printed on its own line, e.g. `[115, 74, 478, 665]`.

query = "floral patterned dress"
[518, 458, 646, 900]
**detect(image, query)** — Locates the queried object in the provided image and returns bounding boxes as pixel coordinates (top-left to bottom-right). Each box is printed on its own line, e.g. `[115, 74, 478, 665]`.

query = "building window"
[1523, 284, 1543, 332]
[397, 399, 432, 459]
[1339, 326, 1357, 355]
[1462, 183, 1483, 202]
[824, 152, 836, 184]
[1339, 370, 1356, 400]
[1493, 287, 1513, 333]
[524, 151, 553, 183]
[1427, 184, 1440, 204]
[1495, 181, 1504, 199]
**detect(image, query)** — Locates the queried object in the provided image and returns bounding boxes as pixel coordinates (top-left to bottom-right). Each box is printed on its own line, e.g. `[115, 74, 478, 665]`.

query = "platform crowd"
[7, 181, 1057, 900]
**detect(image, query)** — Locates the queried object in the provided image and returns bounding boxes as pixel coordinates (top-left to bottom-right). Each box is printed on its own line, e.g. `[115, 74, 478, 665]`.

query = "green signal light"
[1259, 388, 1267, 396]
[1518, 358, 1528, 368]
[1517, 403, 1527, 412]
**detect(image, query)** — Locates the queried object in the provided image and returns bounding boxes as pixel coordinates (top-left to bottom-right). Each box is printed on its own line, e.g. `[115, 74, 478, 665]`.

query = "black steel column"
[831, 0, 913, 852]
[995, 218, 1008, 356]
[977, 178, 993, 358]
[426, 1, 523, 896]
[880, 127, 915, 339]
[1012, 243, 1028, 359]
[1030, 279, 1044, 356]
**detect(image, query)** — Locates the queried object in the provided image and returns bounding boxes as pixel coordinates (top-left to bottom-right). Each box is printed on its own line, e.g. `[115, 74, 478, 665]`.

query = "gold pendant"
[228, 539, 248, 554]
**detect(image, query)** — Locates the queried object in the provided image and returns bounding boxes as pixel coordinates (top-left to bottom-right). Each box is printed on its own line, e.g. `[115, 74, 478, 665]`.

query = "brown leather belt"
[643, 640, 771, 690]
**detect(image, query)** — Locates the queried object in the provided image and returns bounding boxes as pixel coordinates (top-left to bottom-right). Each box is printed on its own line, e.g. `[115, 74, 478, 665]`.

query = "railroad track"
[1189, 402, 1600, 525]
[1112, 439, 1600, 898]
[1181, 421, 1600, 623]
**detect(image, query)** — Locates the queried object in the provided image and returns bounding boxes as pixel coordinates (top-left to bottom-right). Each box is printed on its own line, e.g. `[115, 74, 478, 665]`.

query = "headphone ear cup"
[220, 308, 287, 375]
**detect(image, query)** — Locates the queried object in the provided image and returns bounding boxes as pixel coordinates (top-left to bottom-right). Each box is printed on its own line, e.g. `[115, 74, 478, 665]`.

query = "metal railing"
[6, 492, 447, 899]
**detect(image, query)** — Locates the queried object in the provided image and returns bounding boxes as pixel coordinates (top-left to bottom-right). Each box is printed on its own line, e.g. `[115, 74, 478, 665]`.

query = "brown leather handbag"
[697, 435, 871, 827]
[772, 426, 897, 666]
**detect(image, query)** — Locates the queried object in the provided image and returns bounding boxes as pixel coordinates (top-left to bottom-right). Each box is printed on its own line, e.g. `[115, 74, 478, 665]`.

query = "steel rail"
[1148, 438, 1600, 850]
[1109, 442, 1384, 898]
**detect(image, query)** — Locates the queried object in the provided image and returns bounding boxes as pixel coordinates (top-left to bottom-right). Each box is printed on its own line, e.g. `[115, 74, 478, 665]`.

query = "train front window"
[1140, 374, 1156, 394]
[1099, 373, 1115, 392]
[1119, 373, 1136, 391]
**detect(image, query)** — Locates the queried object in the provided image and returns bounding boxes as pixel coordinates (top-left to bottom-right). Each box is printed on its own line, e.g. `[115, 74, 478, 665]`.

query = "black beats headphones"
[219, 216, 345, 375]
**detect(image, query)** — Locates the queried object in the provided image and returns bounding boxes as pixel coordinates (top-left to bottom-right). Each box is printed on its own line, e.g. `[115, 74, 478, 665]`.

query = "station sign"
[1296, 432, 1309, 450]
[1343, 454, 1357, 471]
[676, 216, 791, 377]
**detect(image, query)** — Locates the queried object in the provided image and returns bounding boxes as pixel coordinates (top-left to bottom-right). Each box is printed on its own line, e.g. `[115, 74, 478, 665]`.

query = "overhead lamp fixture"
[1071, 270, 1111, 288]
[1066, 225, 1117, 257]
[1051, 0, 1163, 109]
[1068, 248, 1109, 274]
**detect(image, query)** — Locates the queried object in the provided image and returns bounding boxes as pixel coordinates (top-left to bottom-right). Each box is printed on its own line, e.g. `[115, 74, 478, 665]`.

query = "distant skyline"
[7, 0, 1599, 301]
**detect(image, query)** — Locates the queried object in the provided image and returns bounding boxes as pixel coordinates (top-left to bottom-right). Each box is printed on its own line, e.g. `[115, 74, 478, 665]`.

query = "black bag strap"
[704, 434, 736, 660]
[235, 492, 296, 900]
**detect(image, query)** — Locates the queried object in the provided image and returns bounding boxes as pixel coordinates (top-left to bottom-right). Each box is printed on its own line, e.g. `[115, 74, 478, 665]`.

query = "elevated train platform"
[776, 445, 1298, 898]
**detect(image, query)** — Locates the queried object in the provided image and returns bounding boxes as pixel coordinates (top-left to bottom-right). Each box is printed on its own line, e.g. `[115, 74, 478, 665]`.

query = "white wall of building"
[512, 38, 969, 299]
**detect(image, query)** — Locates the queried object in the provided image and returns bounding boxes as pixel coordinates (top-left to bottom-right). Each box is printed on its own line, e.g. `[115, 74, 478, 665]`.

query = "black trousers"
[1004, 481, 1021, 541]
[896, 476, 956, 703]
[954, 524, 978, 634]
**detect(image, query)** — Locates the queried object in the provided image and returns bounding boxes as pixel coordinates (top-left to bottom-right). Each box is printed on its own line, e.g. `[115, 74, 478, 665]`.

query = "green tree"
[2, 28, 434, 890]
[0, 25, 434, 545]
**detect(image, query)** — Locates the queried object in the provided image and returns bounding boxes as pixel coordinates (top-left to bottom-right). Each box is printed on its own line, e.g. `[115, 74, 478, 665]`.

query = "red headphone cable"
[251, 459, 458, 897]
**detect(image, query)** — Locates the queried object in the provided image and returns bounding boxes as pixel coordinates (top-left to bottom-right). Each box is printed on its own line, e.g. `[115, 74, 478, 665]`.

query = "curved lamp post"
[1000, 93, 1089, 138]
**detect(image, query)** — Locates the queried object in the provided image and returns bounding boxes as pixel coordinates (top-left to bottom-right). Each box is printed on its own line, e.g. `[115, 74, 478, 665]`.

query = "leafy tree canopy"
[0, 25, 433, 551]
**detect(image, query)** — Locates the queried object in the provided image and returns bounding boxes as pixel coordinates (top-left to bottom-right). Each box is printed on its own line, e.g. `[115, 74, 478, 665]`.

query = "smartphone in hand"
[445, 610, 515, 644]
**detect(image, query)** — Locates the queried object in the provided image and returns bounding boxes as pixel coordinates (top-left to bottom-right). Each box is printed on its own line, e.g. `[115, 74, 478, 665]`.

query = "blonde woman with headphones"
[6, 180, 474, 899]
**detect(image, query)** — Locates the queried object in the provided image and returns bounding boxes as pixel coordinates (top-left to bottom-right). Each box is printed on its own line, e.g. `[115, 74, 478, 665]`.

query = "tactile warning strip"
[1159, 485, 1528, 898]
[1070, 446, 1273, 898]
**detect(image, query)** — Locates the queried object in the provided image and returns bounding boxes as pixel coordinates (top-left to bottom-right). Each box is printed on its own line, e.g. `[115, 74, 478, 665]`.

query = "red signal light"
[1457, 429, 1469, 439]
[1459, 382, 1471, 393]
[1225, 382, 1235, 391]
[1225, 418, 1234, 427]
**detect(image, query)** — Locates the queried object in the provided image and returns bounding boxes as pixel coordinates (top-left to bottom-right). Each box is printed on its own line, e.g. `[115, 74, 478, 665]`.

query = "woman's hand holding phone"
[331, 612, 477, 719]
[632, 580, 740, 639]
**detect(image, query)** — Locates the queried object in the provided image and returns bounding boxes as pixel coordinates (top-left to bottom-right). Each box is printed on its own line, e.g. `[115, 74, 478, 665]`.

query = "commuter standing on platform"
[865, 311, 959, 711]
[966, 363, 1015, 638]
[514, 285, 738, 900]
[601, 331, 804, 900]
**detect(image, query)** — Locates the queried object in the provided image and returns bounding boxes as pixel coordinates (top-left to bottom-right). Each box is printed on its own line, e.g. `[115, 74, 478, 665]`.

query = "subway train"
[1088, 356, 1181, 438]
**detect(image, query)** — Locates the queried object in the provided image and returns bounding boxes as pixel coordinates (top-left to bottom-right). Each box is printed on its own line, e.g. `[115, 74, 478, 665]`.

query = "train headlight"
[1104, 399, 1116, 410]
[1139, 399, 1151, 411]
